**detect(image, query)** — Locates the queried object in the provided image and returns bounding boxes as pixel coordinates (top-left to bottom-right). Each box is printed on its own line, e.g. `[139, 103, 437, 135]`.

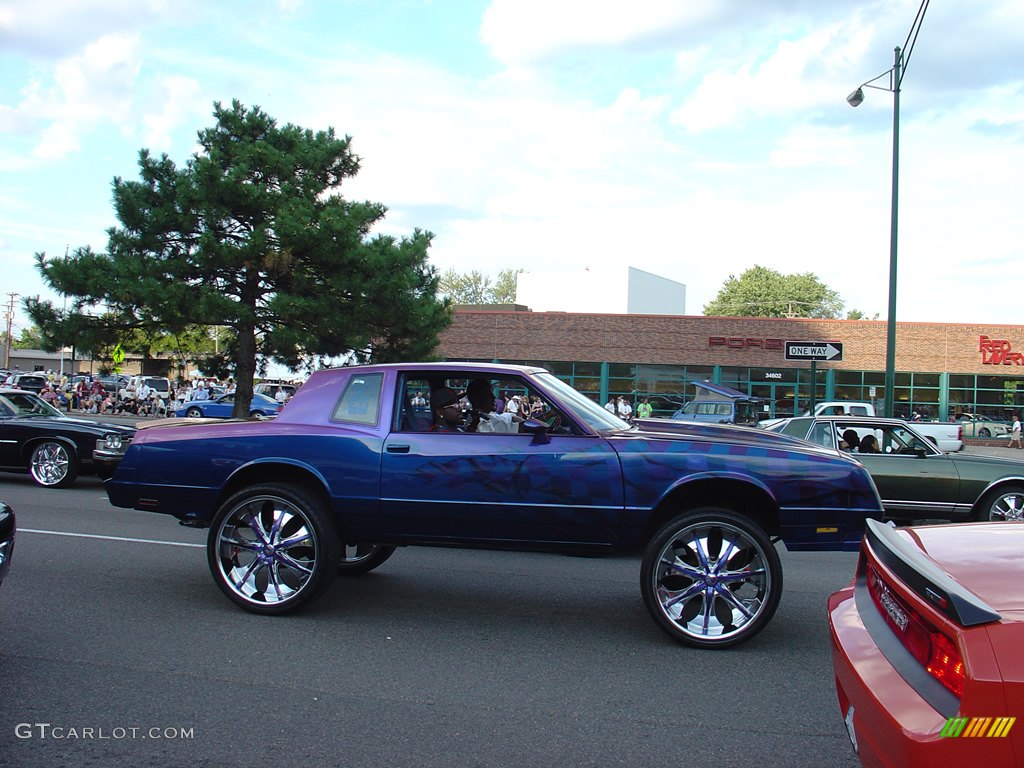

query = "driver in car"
[466, 379, 524, 433]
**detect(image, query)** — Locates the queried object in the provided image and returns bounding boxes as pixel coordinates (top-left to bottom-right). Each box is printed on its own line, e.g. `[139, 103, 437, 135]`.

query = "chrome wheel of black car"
[29, 441, 79, 488]
[641, 509, 782, 648]
[337, 543, 396, 576]
[208, 483, 341, 614]
[979, 485, 1024, 522]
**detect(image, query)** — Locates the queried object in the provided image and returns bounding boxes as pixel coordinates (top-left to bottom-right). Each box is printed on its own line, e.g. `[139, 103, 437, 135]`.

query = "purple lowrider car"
[107, 362, 883, 648]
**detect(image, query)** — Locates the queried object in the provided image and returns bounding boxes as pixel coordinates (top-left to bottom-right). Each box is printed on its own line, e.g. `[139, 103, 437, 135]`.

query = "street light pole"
[884, 45, 902, 420]
[846, 0, 928, 418]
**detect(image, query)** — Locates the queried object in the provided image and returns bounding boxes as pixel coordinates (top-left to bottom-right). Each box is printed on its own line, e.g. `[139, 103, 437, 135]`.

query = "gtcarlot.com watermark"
[15, 723, 195, 741]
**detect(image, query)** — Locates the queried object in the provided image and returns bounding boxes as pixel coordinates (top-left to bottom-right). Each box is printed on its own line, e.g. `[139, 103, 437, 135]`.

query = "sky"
[2, 0, 1023, 342]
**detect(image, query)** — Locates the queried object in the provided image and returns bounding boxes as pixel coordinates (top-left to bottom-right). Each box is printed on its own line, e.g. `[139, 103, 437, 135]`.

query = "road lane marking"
[19, 528, 204, 548]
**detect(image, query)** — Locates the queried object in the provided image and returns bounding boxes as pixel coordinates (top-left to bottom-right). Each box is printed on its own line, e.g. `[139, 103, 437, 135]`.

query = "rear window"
[331, 373, 383, 425]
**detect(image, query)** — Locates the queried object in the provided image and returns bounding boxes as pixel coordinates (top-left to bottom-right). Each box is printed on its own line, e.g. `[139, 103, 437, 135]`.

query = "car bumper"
[827, 587, 1015, 767]
[92, 448, 128, 464]
[0, 501, 15, 588]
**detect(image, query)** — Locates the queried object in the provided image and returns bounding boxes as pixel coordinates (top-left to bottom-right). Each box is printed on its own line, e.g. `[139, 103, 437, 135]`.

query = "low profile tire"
[337, 544, 396, 576]
[641, 508, 782, 649]
[977, 484, 1024, 522]
[207, 483, 341, 615]
[29, 440, 79, 488]
[186, 407, 204, 418]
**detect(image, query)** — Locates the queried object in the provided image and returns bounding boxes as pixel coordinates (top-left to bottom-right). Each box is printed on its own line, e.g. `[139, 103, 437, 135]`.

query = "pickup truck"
[763, 401, 963, 452]
[106, 362, 884, 649]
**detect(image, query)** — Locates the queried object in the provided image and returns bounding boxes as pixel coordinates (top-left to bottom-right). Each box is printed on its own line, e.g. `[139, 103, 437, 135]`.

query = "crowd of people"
[604, 395, 653, 422]
[2, 369, 298, 419]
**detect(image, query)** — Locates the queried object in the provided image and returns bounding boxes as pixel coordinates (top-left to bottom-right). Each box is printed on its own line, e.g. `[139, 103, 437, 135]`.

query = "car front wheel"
[978, 484, 1024, 522]
[208, 483, 341, 614]
[29, 441, 79, 488]
[337, 543, 396, 576]
[641, 508, 782, 648]
[186, 406, 204, 418]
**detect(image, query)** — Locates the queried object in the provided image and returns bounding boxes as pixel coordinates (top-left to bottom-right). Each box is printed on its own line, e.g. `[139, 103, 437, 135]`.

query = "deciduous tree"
[703, 266, 843, 319]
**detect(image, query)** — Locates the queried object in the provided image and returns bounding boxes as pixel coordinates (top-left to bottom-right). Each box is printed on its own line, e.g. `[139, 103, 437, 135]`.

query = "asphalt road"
[0, 473, 863, 768]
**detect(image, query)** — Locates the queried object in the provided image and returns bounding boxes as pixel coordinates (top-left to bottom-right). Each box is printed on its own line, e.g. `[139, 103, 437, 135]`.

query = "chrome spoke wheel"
[337, 543, 396, 576]
[209, 484, 340, 613]
[641, 509, 782, 648]
[29, 441, 78, 488]
[985, 486, 1024, 522]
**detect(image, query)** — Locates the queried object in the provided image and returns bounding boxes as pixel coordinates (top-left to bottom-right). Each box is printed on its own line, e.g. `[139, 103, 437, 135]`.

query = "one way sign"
[784, 341, 844, 361]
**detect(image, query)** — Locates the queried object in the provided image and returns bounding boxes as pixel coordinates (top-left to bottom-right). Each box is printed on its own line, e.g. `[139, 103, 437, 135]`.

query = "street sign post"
[784, 341, 844, 413]
[784, 341, 843, 362]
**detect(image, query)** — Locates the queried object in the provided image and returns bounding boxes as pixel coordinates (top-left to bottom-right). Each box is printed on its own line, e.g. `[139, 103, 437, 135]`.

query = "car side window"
[807, 422, 833, 448]
[331, 373, 384, 425]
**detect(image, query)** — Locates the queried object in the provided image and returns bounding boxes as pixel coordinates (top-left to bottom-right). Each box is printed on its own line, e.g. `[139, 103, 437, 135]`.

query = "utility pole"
[3, 293, 18, 371]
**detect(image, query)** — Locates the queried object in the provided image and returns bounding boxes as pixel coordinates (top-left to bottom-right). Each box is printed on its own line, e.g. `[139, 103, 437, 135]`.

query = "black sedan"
[0, 388, 135, 488]
[0, 500, 13, 589]
[767, 415, 1024, 522]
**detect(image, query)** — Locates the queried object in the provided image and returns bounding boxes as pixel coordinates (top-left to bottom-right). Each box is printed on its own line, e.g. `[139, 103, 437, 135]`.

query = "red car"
[829, 518, 1023, 766]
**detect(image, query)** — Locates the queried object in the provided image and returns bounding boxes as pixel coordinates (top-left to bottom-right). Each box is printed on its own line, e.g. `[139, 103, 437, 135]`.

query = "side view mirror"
[520, 418, 551, 445]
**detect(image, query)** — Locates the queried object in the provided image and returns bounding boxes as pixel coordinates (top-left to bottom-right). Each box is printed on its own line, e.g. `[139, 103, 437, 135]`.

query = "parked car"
[119, 375, 172, 403]
[96, 374, 131, 394]
[829, 518, 1024, 766]
[668, 381, 763, 426]
[0, 388, 135, 488]
[954, 413, 1010, 439]
[254, 382, 297, 401]
[9, 373, 48, 393]
[107, 362, 883, 648]
[175, 392, 283, 420]
[766, 416, 1024, 522]
[0, 500, 14, 589]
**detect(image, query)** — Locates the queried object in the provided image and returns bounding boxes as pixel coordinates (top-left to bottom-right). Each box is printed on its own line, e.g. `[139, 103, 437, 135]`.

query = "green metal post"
[883, 46, 902, 418]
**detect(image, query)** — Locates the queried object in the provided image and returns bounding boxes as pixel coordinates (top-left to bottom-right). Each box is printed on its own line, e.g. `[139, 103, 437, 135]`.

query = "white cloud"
[480, 0, 725, 66]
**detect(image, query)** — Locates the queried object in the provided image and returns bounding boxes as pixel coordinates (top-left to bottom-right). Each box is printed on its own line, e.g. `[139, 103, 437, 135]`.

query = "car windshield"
[0, 391, 63, 417]
[534, 372, 629, 432]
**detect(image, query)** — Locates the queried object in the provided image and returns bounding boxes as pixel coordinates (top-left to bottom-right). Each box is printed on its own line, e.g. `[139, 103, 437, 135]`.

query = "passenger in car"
[859, 434, 881, 453]
[429, 388, 465, 432]
[840, 429, 859, 451]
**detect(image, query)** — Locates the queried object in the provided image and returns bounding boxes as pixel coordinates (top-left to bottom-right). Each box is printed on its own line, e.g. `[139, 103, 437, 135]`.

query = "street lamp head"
[846, 87, 865, 107]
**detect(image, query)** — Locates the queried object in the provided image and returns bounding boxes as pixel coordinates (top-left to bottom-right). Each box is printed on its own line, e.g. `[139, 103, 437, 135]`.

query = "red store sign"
[980, 335, 1024, 365]
[708, 337, 784, 350]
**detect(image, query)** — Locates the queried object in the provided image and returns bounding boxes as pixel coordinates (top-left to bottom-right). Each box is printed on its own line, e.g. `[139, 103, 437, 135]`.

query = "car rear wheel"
[29, 441, 79, 488]
[978, 484, 1024, 522]
[337, 543, 396, 576]
[208, 483, 341, 614]
[979, 427, 992, 438]
[641, 508, 782, 648]
[186, 406, 204, 418]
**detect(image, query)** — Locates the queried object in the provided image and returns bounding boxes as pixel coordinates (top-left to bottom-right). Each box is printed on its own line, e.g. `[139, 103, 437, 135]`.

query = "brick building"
[439, 308, 1024, 420]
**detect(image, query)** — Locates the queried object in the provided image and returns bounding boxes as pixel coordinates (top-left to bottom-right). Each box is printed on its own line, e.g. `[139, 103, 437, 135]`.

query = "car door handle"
[386, 444, 411, 454]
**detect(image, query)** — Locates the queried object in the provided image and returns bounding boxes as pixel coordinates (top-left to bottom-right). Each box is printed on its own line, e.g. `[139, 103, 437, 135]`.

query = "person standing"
[1012, 413, 1022, 449]
[636, 397, 653, 420]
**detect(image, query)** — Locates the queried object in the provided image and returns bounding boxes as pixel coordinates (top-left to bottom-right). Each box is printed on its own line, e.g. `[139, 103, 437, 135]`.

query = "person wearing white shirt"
[466, 379, 522, 433]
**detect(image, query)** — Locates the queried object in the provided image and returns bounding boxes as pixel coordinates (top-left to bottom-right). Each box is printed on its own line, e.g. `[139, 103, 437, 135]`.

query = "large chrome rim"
[30, 442, 71, 486]
[342, 543, 383, 564]
[650, 520, 773, 643]
[213, 494, 319, 606]
[988, 491, 1024, 522]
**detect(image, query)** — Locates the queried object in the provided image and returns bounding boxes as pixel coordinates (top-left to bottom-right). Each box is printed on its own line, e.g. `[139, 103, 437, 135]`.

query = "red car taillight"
[867, 564, 966, 698]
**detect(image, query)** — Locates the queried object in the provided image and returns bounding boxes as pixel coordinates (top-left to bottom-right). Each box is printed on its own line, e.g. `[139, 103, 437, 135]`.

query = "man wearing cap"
[430, 388, 465, 432]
